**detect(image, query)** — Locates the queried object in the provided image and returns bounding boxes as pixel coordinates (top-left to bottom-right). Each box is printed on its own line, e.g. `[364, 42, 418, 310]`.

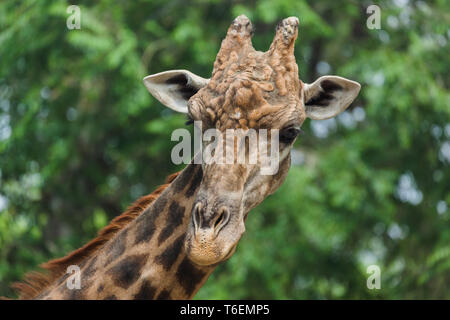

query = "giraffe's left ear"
[143, 70, 209, 113]
[303, 76, 361, 120]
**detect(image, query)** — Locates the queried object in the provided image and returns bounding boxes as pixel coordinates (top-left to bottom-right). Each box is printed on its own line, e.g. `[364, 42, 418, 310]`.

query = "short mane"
[11, 171, 180, 300]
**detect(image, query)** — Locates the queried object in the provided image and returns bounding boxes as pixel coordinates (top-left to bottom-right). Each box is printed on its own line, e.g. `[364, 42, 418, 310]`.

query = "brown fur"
[11, 172, 180, 300]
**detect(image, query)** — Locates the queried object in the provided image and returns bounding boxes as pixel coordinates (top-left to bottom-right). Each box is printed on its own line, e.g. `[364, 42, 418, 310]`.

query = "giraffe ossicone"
[12, 15, 360, 300]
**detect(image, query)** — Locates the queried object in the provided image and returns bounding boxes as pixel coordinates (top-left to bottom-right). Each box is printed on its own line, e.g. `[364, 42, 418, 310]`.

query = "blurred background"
[0, 0, 449, 299]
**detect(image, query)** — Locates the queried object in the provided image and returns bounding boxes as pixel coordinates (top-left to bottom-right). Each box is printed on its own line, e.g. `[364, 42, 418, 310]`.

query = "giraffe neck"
[41, 162, 216, 299]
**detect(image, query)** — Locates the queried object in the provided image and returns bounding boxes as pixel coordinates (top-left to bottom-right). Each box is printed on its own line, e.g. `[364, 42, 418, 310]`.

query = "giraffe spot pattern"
[104, 228, 128, 267]
[186, 165, 203, 198]
[65, 288, 84, 300]
[176, 257, 206, 297]
[134, 280, 157, 300]
[82, 256, 98, 281]
[156, 289, 171, 300]
[171, 163, 197, 194]
[155, 233, 186, 271]
[157, 201, 185, 245]
[134, 197, 167, 244]
[107, 253, 149, 289]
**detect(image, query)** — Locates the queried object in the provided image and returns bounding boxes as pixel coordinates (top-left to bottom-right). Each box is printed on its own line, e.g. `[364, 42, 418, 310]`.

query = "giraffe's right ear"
[143, 70, 209, 113]
[303, 76, 360, 120]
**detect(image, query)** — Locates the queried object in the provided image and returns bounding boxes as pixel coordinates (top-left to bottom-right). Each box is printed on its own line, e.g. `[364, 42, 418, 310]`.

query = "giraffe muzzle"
[192, 202, 231, 237]
[186, 201, 245, 266]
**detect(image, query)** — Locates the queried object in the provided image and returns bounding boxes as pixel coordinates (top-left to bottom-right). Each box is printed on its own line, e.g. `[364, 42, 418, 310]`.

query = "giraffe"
[11, 15, 360, 299]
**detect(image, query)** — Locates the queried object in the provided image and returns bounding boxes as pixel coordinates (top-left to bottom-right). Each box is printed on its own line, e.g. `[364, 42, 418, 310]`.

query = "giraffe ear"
[303, 76, 361, 120]
[143, 70, 209, 113]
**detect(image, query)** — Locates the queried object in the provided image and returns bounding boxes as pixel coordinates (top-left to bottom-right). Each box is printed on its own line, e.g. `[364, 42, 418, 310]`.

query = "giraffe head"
[144, 15, 360, 266]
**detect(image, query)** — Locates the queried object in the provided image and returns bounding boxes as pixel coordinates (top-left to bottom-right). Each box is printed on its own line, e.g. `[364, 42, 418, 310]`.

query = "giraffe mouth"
[185, 225, 243, 266]
[187, 241, 239, 267]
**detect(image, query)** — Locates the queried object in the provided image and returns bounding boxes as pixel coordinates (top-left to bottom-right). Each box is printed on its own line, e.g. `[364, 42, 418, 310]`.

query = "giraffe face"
[144, 15, 360, 266]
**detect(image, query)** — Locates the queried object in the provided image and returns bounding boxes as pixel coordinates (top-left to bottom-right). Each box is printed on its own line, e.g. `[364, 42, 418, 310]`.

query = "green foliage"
[0, 0, 449, 299]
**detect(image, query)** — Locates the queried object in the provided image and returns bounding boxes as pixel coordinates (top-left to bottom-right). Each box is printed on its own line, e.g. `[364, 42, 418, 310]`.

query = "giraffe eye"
[279, 126, 302, 143]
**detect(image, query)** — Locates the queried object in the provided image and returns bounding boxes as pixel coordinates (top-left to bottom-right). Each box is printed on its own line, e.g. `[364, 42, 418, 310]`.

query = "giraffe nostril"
[214, 211, 225, 229]
[192, 203, 203, 232]
[213, 207, 230, 235]
[192, 202, 230, 235]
